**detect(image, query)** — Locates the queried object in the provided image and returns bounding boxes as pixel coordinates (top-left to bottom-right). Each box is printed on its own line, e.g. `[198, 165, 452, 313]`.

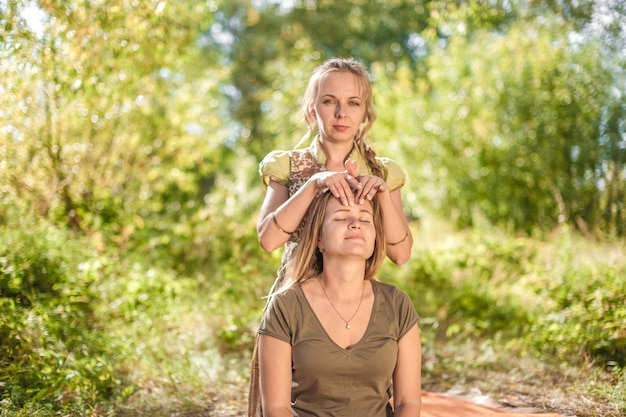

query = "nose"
[335, 103, 346, 119]
[348, 217, 361, 229]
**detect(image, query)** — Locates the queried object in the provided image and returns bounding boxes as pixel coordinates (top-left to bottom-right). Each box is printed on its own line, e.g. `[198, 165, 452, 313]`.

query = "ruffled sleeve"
[259, 150, 291, 188]
[377, 157, 407, 191]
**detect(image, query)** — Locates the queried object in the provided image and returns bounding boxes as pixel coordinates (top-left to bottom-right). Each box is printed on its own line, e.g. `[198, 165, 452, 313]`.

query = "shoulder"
[371, 279, 417, 315]
[263, 285, 304, 322]
[270, 283, 302, 305]
[375, 156, 403, 169]
[260, 285, 303, 343]
[375, 157, 406, 190]
[259, 147, 319, 187]
[371, 279, 410, 301]
[260, 149, 292, 169]
[259, 150, 292, 187]
[371, 280, 419, 336]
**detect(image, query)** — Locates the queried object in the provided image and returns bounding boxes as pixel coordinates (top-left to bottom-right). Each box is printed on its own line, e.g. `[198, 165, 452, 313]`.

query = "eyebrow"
[332, 208, 373, 215]
[320, 94, 363, 100]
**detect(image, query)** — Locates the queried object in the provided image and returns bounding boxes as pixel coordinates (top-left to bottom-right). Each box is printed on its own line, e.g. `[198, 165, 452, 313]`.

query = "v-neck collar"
[297, 280, 377, 351]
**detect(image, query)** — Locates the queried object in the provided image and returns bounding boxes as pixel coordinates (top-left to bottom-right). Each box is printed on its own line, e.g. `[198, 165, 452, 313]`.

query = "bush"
[530, 265, 626, 365]
[383, 230, 535, 341]
[387, 224, 626, 365]
[0, 213, 122, 414]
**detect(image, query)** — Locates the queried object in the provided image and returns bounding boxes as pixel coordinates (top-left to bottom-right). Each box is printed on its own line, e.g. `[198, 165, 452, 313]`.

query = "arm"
[258, 334, 294, 417]
[378, 188, 413, 265]
[257, 179, 314, 252]
[392, 324, 422, 417]
[257, 172, 363, 252]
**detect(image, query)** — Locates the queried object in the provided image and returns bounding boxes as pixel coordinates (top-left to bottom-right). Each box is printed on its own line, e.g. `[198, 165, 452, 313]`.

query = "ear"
[317, 239, 324, 252]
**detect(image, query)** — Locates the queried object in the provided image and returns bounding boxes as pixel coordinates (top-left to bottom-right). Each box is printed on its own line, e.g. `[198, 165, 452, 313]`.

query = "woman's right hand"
[311, 160, 363, 206]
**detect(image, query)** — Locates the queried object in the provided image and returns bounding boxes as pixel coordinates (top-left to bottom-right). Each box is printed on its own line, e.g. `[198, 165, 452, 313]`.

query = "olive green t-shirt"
[258, 280, 419, 417]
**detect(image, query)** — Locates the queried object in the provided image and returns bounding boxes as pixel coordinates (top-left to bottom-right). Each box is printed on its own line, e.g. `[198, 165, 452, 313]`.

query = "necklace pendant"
[345, 323, 351, 329]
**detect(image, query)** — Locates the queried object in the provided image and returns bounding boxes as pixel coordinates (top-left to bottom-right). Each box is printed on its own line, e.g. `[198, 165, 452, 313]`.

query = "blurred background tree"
[210, 0, 625, 237]
[2, 0, 624, 246]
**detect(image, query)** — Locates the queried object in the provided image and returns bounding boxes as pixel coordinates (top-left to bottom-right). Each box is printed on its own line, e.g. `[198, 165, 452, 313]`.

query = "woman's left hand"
[345, 160, 387, 204]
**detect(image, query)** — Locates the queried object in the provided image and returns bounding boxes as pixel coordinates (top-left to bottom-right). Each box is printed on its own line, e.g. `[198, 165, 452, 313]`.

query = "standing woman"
[257, 57, 413, 275]
[249, 57, 413, 416]
[258, 191, 421, 417]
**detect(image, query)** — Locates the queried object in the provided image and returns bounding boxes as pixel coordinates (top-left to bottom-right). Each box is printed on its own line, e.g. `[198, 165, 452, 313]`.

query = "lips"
[333, 125, 349, 131]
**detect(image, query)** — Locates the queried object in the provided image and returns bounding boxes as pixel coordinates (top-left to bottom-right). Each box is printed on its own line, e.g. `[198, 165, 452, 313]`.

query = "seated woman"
[257, 190, 421, 417]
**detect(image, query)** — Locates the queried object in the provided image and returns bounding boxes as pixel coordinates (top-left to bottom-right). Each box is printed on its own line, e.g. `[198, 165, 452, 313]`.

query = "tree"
[1, 0, 231, 239]
[393, 9, 625, 235]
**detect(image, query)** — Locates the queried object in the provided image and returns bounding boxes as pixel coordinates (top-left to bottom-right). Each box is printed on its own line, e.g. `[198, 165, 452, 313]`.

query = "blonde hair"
[301, 58, 383, 178]
[273, 191, 386, 296]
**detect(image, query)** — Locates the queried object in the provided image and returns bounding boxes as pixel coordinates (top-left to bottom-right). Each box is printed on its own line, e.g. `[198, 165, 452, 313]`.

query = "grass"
[421, 333, 625, 417]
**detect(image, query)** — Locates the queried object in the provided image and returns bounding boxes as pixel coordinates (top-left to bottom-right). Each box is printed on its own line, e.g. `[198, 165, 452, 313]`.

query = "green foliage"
[0, 0, 230, 237]
[530, 264, 626, 364]
[393, 14, 626, 235]
[382, 229, 535, 340]
[384, 221, 626, 367]
[1, 219, 71, 303]
[0, 212, 122, 414]
[1, 0, 626, 415]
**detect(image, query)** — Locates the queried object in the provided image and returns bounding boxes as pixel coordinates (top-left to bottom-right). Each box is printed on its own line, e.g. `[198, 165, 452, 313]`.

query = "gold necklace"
[318, 279, 366, 329]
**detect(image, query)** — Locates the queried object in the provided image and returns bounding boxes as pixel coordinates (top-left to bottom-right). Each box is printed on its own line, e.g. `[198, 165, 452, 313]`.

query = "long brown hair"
[273, 191, 386, 296]
[301, 58, 383, 178]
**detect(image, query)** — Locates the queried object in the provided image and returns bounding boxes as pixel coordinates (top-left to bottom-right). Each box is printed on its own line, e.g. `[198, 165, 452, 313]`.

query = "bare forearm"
[257, 180, 320, 252]
[377, 191, 413, 264]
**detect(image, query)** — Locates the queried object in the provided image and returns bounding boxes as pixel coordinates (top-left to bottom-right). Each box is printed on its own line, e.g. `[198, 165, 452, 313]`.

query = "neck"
[318, 261, 366, 293]
[318, 137, 355, 167]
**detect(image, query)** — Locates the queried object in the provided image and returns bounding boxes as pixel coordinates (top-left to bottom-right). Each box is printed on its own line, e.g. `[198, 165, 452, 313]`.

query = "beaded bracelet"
[271, 212, 296, 235]
[388, 229, 409, 246]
